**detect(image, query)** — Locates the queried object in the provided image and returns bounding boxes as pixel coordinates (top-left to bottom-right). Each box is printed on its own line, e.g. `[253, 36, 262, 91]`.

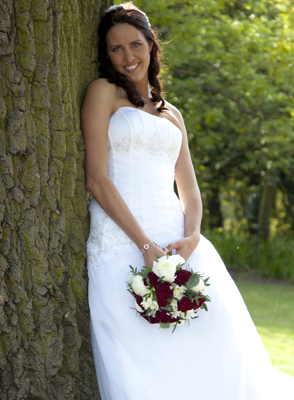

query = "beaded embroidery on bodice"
[87, 107, 185, 267]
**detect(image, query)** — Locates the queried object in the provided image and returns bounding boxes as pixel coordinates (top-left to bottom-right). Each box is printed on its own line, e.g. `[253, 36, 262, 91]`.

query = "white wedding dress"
[87, 107, 294, 400]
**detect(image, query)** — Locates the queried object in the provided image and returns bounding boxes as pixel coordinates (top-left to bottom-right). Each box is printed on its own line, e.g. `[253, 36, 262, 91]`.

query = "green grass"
[235, 280, 294, 377]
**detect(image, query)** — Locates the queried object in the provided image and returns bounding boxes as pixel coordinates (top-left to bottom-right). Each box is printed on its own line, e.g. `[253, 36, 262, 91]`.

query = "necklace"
[142, 96, 149, 104]
[142, 84, 151, 104]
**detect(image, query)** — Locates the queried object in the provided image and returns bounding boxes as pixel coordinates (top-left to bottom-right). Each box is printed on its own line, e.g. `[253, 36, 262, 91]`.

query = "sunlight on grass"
[235, 280, 294, 377]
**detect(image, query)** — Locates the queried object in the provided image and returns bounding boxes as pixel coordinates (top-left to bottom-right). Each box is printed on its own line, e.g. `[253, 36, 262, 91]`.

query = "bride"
[81, 3, 294, 400]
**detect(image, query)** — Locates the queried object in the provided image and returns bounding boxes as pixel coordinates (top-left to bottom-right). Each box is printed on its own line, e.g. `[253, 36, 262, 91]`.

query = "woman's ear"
[149, 41, 154, 53]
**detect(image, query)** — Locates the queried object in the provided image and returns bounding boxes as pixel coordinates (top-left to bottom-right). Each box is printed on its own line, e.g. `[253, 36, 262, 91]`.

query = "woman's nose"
[124, 48, 135, 63]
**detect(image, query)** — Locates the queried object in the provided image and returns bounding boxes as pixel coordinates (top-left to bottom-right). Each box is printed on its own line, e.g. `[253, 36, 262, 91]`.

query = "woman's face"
[106, 23, 153, 88]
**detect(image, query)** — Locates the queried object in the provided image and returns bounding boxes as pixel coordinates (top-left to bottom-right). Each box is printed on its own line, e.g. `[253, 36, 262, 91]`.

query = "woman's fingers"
[143, 237, 200, 269]
[143, 244, 166, 269]
[166, 236, 200, 262]
[165, 241, 179, 253]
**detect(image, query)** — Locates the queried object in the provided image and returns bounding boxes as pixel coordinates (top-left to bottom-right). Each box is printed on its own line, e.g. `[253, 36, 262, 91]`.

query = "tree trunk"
[258, 171, 278, 240]
[207, 186, 223, 229]
[0, 0, 111, 398]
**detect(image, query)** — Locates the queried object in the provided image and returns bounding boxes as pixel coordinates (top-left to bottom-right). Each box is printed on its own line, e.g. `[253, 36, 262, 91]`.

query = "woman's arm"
[165, 102, 203, 261]
[81, 79, 165, 267]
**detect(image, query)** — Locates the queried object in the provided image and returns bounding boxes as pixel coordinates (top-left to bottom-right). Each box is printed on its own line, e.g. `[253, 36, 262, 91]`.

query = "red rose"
[144, 272, 159, 287]
[155, 310, 170, 324]
[175, 269, 192, 286]
[148, 272, 159, 287]
[157, 298, 168, 308]
[134, 294, 143, 305]
[177, 297, 194, 312]
[193, 296, 205, 310]
[155, 282, 173, 300]
[142, 315, 158, 324]
[156, 311, 179, 324]
[168, 316, 179, 324]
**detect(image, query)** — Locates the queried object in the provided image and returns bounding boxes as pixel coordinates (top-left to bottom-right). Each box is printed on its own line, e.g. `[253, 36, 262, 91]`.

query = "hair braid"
[148, 47, 167, 111]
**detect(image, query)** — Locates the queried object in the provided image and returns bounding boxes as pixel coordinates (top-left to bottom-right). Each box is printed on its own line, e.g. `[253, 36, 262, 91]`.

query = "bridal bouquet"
[127, 254, 210, 331]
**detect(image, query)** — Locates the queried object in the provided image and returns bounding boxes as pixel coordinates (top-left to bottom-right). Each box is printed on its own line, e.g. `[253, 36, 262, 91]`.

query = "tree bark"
[0, 0, 111, 398]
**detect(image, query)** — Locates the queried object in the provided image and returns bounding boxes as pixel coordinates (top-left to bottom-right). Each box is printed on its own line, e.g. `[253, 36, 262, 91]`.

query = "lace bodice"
[87, 107, 185, 267]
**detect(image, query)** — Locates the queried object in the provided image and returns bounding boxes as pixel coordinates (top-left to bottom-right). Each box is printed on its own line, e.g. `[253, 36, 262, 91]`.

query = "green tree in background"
[135, 0, 294, 237]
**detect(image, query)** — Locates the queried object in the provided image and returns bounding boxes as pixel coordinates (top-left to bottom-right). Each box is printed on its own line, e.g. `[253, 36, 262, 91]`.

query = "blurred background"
[112, 0, 294, 375]
[116, 0, 294, 283]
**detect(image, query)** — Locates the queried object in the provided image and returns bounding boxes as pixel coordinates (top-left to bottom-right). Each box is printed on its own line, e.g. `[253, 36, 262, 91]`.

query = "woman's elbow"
[86, 178, 94, 192]
[86, 176, 99, 193]
[85, 174, 108, 194]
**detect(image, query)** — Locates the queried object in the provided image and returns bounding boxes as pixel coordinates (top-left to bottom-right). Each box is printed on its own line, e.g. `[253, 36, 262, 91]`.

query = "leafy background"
[114, 0, 294, 281]
[112, 0, 294, 375]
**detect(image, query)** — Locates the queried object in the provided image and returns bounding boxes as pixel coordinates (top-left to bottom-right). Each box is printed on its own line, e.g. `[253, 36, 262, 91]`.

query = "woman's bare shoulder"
[165, 101, 183, 121]
[81, 79, 120, 117]
[165, 100, 186, 131]
[84, 78, 117, 99]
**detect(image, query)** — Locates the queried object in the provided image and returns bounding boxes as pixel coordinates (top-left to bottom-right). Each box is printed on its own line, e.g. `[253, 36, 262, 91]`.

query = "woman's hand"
[143, 243, 166, 269]
[165, 235, 200, 263]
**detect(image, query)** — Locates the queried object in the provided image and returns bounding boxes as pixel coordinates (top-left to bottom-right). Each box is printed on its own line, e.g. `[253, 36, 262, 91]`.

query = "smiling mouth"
[124, 62, 140, 72]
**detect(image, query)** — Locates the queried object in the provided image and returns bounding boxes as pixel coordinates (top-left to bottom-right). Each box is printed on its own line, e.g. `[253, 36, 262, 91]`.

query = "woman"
[81, 3, 294, 400]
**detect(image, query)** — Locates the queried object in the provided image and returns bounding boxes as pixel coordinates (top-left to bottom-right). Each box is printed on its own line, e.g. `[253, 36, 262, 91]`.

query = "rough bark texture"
[0, 0, 111, 398]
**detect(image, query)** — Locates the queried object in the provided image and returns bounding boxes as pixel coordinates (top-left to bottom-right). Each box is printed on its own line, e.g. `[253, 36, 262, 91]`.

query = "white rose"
[135, 301, 144, 313]
[127, 272, 134, 285]
[200, 285, 208, 296]
[169, 254, 185, 266]
[190, 278, 205, 293]
[131, 275, 149, 296]
[141, 297, 159, 311]
[153, 256, 176, 282]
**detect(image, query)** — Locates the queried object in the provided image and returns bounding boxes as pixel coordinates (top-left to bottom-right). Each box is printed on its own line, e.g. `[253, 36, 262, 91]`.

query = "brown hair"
[98, 2, 167, 112]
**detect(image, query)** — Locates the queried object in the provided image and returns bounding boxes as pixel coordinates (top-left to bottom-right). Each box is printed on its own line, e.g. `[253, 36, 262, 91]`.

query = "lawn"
[235, 279, 294, 377]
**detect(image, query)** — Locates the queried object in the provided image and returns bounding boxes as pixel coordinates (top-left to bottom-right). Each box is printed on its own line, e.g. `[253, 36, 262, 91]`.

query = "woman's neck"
[137, 82, 150, 102]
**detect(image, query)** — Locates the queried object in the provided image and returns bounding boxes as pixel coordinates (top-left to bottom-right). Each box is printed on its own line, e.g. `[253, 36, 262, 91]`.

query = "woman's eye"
[132, 43, 140, 48]
[112, 47, 121, 53]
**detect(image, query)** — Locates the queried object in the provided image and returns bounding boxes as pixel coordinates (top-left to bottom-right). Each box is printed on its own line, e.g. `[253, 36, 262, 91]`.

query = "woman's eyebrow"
[109, 39, 143, 48]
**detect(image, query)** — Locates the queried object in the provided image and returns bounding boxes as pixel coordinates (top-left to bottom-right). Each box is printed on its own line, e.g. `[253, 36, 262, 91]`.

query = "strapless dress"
[87, 107, 294, 400]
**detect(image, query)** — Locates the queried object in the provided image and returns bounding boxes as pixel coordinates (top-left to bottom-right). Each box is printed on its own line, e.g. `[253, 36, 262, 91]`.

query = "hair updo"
[98, 2, 167, 112]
